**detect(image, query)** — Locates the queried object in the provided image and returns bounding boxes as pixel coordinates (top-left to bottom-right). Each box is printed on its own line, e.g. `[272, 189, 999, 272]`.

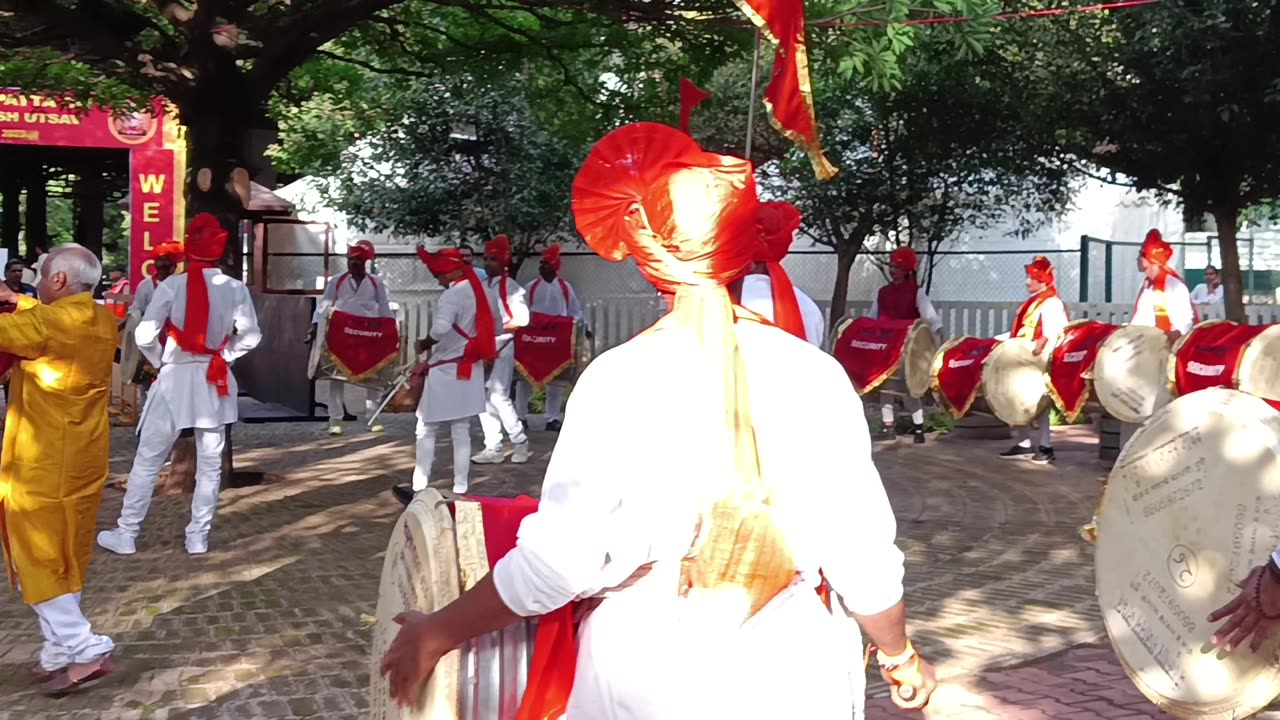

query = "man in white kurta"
[997, 256, 1069, 465]
[473, 235, 530, 464]
[129, 242, 183, 322]
[309, 240, 394, 435]
[514, 245, 586, 432]
[738, 202, 825, 347]
[97, 214, 262, 556]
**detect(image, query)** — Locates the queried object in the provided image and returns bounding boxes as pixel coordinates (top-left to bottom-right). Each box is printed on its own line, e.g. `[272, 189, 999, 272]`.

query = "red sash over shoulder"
[1174, 321, 1277, 409]
[932, 337, 999, 418]
[1047, 321, 1119, 422]
[831, 316, 915, 395]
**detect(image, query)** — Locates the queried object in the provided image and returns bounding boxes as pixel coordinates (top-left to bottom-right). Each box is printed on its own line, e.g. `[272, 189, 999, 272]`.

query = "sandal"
[40, 653, 118, 696]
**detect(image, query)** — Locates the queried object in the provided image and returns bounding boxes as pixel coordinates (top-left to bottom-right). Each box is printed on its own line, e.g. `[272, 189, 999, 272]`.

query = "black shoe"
[999, 445, 1035, 460]
[391, 484, 415, 507]
[546, 419, 562, 432]
[1031, 446, 1056, 465]
[912, 425, 926, 444]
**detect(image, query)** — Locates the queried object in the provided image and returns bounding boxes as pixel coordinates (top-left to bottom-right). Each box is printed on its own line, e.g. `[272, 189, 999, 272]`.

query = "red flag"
[679, 78, 712, 135]
[733, 0, 837, 179]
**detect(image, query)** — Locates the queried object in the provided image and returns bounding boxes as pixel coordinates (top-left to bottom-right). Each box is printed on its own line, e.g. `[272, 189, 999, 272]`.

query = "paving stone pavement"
[0, 416, 1203, 718]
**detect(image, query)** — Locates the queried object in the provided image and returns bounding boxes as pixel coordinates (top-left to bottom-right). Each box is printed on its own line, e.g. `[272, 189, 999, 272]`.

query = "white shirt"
[994, 294, 1068, 344]
[129, 277, 158, 319]
[1190, 282, 1223, 305]
[739, 274, 826, 348]
[137, 269, 262, 429]
[868, 285, 944, 334]
[492, 321, 903, 718]
[486, 275, 529, 345]
[526, 275, 585, 321]
[312, 271, 393, 322]
[418, 279, 487, 423]
[1131, 275, 1194, 334]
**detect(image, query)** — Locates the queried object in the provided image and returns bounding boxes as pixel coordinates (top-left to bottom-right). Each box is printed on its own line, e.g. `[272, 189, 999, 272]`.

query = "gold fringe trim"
[326, 345, 400, 384]
[513, 317, 579, 389]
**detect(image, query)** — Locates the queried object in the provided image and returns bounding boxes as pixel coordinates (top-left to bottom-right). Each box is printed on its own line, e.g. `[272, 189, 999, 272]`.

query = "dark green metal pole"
[1080, 236, 1090, 302]
[1104, 241, 1114, 303]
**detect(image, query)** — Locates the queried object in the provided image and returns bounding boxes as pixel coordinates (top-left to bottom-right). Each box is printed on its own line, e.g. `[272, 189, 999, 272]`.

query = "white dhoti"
[479, 343, 527, 449]
[327, 380, 378, 422]
[416, 362, 485, 491]
[514, 379, 568, 423]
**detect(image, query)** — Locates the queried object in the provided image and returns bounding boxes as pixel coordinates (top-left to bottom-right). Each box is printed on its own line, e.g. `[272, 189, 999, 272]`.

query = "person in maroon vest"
[867, 247, 943, 443]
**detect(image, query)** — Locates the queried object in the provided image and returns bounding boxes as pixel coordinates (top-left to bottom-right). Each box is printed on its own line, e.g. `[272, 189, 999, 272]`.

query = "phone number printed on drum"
[1129, 458, 1207, 519]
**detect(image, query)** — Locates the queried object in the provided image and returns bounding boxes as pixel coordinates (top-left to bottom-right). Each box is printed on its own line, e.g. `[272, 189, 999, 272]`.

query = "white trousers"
[479, 345, 527, 450]
[32, 592, 114, 670]
[116, 399, 226, 541]
[881, 397, 925, 427]
[327, 380, 378, 422]
[1014, 408, 1053, 449]
[414, 418, 472, 491]
[514, 380, 568, 423]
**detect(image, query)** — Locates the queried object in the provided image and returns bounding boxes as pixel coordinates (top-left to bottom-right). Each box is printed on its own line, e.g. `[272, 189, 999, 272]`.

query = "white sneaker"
[96, 529, 137, 556]
[185, 535, 209, 555]
[369, 424, 385, 434]
[471, 448, 505, 464]
[328, 423, 344, 436]
[452, 480, 469, 494]
[510, 443, 530, 464]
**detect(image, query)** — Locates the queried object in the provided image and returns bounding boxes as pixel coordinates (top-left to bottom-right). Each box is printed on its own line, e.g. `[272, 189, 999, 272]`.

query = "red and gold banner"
[1173, 321, 1270, 401]
[1048, 321, 1119, 422]
[932, 337, 999, 418]
[129, 147, 186, 289]
[832, 316, 915, 395]
[324, 310, 400, 382]
[515, 312, 577, 388]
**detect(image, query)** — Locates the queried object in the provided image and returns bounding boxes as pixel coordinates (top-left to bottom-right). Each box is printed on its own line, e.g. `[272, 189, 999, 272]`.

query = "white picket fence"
[389, 292, 1280, 365]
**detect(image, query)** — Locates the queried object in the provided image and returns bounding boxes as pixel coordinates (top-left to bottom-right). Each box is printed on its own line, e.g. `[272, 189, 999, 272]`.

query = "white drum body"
[981, 338, 1050, 426]
[1226, 324, 1280, 403]
[1096, 389, 1280, 718]
[1094, 325, 1173, 424]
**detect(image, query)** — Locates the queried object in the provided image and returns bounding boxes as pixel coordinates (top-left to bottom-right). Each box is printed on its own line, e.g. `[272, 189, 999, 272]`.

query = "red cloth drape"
[678, 78, 712, 135]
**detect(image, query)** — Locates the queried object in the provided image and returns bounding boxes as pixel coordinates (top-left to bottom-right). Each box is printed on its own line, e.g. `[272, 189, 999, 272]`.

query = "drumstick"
[366, 353, 426, 428]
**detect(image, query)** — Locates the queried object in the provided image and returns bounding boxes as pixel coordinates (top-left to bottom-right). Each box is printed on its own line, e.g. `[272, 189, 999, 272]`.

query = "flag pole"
[745, 29, 762, 161]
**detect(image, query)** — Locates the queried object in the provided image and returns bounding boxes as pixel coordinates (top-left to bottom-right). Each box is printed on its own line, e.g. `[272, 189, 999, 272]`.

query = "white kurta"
[416, 280, 487, 423]
[526, 276, 585, 320]
[312, 271, 393, 322]
[136, 270, 262, 430]
[493, 321, 904, 719]
[1131, 275, 1194, 333]
[1190, 282, 1223, 305]
[129, 277, 159, 319]
[868, 286, 944, 335]
[738, 274, 826, 348]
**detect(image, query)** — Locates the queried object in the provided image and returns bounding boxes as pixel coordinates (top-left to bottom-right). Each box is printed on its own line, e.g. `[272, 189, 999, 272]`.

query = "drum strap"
[530, 277, 571, 310]
[334, 272, 378, 296]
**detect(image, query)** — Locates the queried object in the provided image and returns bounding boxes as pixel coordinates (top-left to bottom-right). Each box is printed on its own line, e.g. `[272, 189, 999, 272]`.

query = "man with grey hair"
[0, 243, 120, 694]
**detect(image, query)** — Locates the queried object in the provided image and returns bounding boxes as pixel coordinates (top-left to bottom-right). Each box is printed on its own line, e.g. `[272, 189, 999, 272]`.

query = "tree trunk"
[24, 173, 47, 257]
[1, 179, 19, 259]
[1212, 208, 1246, 322]
[829, 241, 859, 328]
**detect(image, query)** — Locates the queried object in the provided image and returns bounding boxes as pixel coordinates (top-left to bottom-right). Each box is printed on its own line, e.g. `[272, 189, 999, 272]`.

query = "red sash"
[494, 276, 514, 321]
[1174, 322, 1278, 408]
[529, 278, 570, 309]
[1134, 270, 1199, 332]
[514, 312, 577, 388]
[1047, 321, 1118, 422]
[933, 337, 999, 418]
[831, 316, 915, 395]
[323, 310, 400, 381]
[166, 328, 232, 396]
[1011, 289, 1063, 340]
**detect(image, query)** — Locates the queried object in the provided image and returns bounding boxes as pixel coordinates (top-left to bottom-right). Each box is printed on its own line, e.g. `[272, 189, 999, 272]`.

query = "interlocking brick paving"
[0, 417, 1209, 719]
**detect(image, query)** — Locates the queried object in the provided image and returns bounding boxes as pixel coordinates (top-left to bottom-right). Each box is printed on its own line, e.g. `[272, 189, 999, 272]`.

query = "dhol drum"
[119, 313, 159, 387]
[830, 315, 937, 398]
[929, 335, 1000, 419]
[1095, 388, 1280, 718]
[1168, 320, 1280, 409]
[981, 338, 1052, 426]
[308, 308, 401, 388]
[514, 312, 594, 389]
[1093, 325, 1174, 424]
[1046, 320, 1120, 423]
[370, 490, 538, 719]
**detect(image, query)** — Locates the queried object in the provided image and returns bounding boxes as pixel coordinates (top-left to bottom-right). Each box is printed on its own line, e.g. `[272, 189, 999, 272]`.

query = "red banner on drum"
[323, 310, 400, 382]
[515, 312, 577, 388]
[1048, 321, 1118, 422]
[832, 316, 916, 394]
[1174, 322, 1275, 407]
[933, 337, 999, 418]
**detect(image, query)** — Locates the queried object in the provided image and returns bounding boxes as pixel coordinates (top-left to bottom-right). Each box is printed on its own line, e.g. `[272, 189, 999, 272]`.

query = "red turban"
[1141, 229, 1173, 266]
[417, 247, 467, 276]
[185, 213, 227, 263]
[154, 242, 184, 259]
[348, 240, 375, 261]
[485, 235, 512, 267]
[889, 247, 919, 273]
[170, 213, 230, 397]
[1025, 255, 1055, 285]
[415, 247, 497, 374]
[541, 245, 563, 272]
[754, 202, 802, 264]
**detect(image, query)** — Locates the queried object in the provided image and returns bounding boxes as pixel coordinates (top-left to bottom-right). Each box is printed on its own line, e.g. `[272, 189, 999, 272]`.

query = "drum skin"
[981, 338, 1050, 426]
[1094, 325, 1174, 425]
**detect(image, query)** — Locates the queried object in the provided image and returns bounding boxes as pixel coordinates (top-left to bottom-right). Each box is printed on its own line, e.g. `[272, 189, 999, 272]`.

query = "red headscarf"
[541, 245, 563, 272]
[889, 247, 919, 273]
[1141, 229, 1174, 267]
[170, 213, 231, 395]
[485, 235, 512, 269]
[1025, 255, 1055, 287]
[416, 247, 496, 373]
[1136, 229, 1197, 330]
[752, 201, 805, 340]
[154, 242, 184, 259]
[348, 240, 376, 262]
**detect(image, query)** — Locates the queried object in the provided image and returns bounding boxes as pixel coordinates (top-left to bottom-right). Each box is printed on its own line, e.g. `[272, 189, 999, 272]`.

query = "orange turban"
[416, 247, 467, 276]
[754, 202, 802, 264]
[889, 247, 919, 273]
[348, 240, 375, 261]
[1025, 255, 1055, 285]
[154, 242, 184, 259]
[485, 235, 512, 267]
[1141, 229, 1173, 266]
[541, 244, 562, 272]
[185, 213, 227, 264]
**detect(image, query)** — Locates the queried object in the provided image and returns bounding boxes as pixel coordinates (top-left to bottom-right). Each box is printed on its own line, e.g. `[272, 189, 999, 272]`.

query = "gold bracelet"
[876, 640, 917, 670]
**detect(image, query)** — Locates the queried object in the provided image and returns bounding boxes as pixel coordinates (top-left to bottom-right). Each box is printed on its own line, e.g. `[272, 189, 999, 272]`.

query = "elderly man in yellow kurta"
[0, 243, 120, 695]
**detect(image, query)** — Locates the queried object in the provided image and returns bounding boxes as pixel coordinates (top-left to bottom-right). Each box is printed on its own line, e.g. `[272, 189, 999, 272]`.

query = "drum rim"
[1167, 319, 1230, 398]
[1237, 323, 1280, 401]
[981, 337, 1050, 427]
[902, 321, 938, 400]
[1093, 324, 1174, 425]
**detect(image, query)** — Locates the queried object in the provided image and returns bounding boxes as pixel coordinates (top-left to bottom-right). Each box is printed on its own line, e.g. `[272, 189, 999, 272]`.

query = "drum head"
[1096, 389, 1280, 718]
[572, 320, 595, 383]
[981, 338, 1049, 426]
[1237, 324, 1280, 402]
[307, 310, 327, 381]
[369, 489, 463, 719]
[902, 321, 938, 399]
[120, 314, 143, 381]
[1094, 325, 1173, 424]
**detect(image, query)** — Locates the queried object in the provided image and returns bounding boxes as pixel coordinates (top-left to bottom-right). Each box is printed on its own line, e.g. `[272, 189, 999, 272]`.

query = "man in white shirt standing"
[997, 256, 1069, 465]
[867, 247, 944, 443]
[737, 201, 826, 347]
[129, 242, 183, 322]
[1190, 264, 1224, 305]
[1131, 229, 1196, 338]
[515, 244, 585, 432]
[473, 235, 530, 464]
[307, 240, 394, 436]
[98, 213, 262, 556]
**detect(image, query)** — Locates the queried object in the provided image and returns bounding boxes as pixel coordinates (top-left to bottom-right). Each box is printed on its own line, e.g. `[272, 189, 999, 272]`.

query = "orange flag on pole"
[733, 0, 838, 179]
[679, 78, 712, 135]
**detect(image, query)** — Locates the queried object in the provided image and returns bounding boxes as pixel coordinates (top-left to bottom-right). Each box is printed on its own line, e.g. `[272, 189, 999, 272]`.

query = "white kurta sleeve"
[224, 284, 262, 362]
[1039, 297, 1069, 345]
[916, 289, 943, 334]
[136, 281, 174, 367]
[1168, 279, 1195, 333]
[505, 279, 530, 329]
[429, 290, 461, 342]
[567, 283, 586, 322]
[312, 276, 339, 324]
[376, 277, 395, 319]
